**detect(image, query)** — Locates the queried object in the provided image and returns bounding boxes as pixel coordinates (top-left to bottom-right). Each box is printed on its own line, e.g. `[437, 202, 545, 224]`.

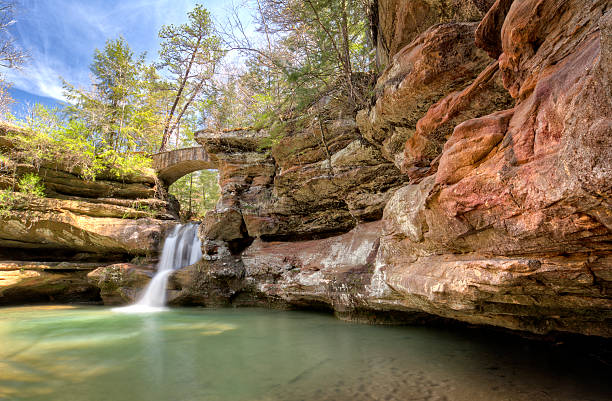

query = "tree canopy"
[0, 1, 377, 219]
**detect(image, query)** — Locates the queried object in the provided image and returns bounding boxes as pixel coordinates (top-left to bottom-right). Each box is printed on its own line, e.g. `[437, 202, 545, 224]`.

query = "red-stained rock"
[402, 61, 514, 179]
[175, 1, 612, 338]
[475, 0, 514, 58]
[374, 0, 489, 68]
[436, 109, 512, 185]
[499, 0, 609, 99]
[358, 22, 491, 169]
[376, 252, 612, 336]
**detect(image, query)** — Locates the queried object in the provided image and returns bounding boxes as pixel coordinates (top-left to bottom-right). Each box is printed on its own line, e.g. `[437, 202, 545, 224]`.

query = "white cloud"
[5, 0, 214, 102]
[4, 61, 67, 100]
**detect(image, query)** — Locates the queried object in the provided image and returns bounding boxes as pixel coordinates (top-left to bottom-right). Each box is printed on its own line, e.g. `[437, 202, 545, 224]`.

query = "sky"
[4, 0, 246, 114]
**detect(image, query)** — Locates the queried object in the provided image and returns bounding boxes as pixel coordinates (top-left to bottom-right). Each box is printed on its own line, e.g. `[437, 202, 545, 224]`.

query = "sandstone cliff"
[156, 0, 612, 337]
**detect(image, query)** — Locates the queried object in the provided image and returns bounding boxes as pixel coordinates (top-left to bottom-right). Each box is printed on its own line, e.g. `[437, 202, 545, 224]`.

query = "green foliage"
[0, 189, 14, 216]
[157, 4, 224, 150]
[63, 36, 163, 155]
[7, 104, 152, 181]
[169, 169, 220, 220]
[0, 152, 9, 166]
[257, 120, 286, 151]
[206, 0, 374, 136]
[17, 173, 45, 197]
[0, 172, 45, 217]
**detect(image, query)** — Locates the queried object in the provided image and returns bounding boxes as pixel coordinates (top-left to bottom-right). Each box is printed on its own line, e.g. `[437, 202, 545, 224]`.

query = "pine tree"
[157, 5, 224, 151]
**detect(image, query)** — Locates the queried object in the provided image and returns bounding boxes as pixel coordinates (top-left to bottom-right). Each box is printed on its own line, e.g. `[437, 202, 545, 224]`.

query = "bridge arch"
[152, 146, 217, 187]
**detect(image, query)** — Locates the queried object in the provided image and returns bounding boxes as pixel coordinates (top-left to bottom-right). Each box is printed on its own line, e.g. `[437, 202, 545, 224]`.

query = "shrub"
[17, 173, 45, 198]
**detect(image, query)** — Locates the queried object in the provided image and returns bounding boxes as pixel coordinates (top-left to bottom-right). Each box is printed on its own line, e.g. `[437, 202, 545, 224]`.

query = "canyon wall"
[166, 0, 612, 337]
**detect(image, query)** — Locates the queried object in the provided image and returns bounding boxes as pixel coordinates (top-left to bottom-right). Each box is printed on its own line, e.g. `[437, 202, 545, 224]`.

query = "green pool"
[1, 306, 610, 401]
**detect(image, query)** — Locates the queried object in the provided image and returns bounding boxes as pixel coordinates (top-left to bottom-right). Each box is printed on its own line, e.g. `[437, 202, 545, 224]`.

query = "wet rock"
[87, 263, 155, 305]
[169, 259, 247, 307]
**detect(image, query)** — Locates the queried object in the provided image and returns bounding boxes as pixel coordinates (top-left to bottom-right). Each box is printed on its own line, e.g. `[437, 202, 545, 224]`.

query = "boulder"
[87, 263, 155, 305]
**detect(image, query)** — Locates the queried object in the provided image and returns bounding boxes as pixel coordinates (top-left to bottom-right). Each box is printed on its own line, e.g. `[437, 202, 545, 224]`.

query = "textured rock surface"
[0, 261, 101, 305]
[0, 197, 175, 258]
[196, 105, 408, 241]
[358, 22, 491, 169]
[13, 1, 610, 337]
[87, 263, 155, 305]
[373, 0, 490, 68]
[0, 125, 178, 304]
[401, 61, 514, 179]
[475, 0, 514, 58]
[169, 0, 612, 338]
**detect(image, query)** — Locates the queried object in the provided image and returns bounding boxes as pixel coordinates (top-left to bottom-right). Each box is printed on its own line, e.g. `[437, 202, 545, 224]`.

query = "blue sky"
[4, 0, 245, 113]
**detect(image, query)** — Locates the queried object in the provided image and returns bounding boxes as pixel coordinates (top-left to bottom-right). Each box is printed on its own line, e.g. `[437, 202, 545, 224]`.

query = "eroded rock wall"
[179, 0, 612, 337]
[75, 1, 612, 337]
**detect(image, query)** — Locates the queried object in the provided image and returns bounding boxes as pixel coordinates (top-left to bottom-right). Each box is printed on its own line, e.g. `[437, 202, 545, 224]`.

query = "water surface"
[1, 306, 610, 401]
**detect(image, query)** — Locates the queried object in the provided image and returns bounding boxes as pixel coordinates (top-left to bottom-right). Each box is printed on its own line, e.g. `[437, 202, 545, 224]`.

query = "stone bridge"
[152, 146, 217, 186]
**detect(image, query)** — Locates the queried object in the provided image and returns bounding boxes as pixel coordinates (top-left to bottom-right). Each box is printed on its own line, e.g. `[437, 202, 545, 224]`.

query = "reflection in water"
[0, 306, 610, 401]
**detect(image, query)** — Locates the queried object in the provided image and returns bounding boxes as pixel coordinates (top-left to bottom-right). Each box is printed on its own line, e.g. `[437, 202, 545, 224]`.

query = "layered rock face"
[0, 261, 101, 305]
[171, 0, 612, 337]
[0, 125, 177, 304]
[372, 0, 493, 69]
[195, 103, 407, 242]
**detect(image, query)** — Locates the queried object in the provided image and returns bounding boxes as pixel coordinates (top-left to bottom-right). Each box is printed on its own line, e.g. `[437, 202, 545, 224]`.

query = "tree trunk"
[188, 173, 193, 217]
[159, 33, 203, 152]
[340, 0, 355, 106]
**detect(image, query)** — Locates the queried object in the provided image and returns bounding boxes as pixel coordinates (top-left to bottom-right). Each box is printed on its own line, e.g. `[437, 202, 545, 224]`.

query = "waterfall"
[115, 223, 202, 313]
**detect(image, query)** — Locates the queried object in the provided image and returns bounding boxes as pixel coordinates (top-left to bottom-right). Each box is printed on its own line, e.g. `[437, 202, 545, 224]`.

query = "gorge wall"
[164, 0, 612, 337]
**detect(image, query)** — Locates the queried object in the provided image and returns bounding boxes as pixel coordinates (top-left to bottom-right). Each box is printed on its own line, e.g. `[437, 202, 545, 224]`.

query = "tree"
[63, 37, 162, 153]
[218, 0, 374, 127]
[170, 169, 220, 219]
[0, 1, 26, 69]
[157, 4, 224, 151]
[0, 1, 27, 118]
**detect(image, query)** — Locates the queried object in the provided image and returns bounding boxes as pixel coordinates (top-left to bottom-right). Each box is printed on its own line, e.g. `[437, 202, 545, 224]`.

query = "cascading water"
[116, 223, 202, 313]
